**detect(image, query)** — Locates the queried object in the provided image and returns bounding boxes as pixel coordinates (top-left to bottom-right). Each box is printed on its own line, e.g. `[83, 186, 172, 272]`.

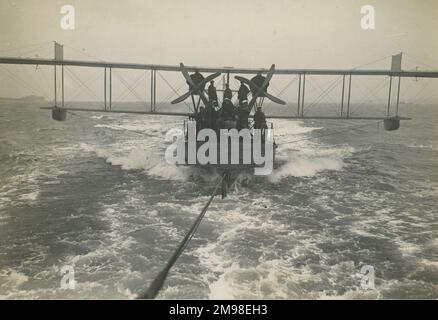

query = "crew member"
[237, 100, 250, 130]
[196, 106, 207, 131]
[237, 81, 250, 103]
[205, 103, 217, 129]
[207, 80, 218, 107]
[223, 83, 233, 100]
[217, 99, 236, 129]
[253, 106, 267, 129]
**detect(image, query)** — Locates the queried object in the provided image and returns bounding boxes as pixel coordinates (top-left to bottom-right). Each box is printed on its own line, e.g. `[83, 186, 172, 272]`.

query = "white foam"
[88, 117, 354, 183]
[270, 155, 345, 182]
[94, 123, 149, 133]
[0, 268, 29, 298]
[95, 144, 191, 181]
[265, 120, 354, 182]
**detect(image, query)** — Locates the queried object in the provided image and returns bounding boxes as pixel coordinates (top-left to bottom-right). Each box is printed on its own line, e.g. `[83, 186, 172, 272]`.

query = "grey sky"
[0, 0, 437, 102]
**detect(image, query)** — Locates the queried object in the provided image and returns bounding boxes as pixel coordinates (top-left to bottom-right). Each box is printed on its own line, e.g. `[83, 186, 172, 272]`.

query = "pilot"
[189, 70, 205, 92]
[208, 80, 218, 107]
[253, 106, 267, 129]
[237, 81, 250, 103]
[223, 83, 233, 100]
[250, 72, 268, 95]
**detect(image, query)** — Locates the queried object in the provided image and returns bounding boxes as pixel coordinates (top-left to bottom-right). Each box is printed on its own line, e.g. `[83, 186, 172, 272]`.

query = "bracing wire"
[303, 76, 343, 116]
[111, 69, 147, 107]
[64, 68, 105, 106]
[64, 67, 105, 107]
[157, 71, 191, 110]
[0, 65, 51, 101]
[349, 77, 390, 116]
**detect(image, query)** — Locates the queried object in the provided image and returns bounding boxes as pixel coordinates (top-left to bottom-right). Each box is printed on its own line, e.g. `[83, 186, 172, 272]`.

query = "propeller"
[235, 64, 286, 111]
[171, 63, 221, 107]
[171, 91, 192, 104]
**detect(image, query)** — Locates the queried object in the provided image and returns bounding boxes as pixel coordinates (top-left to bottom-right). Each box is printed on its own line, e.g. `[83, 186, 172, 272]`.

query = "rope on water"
[137, 174, 225, 299]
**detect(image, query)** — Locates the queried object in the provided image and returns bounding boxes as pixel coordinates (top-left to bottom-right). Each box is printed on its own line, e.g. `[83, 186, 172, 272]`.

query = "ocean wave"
[268, 144, 353, 182]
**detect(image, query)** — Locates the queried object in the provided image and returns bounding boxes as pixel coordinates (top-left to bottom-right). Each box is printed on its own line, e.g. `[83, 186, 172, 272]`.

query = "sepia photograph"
[0, 0, 437, 310]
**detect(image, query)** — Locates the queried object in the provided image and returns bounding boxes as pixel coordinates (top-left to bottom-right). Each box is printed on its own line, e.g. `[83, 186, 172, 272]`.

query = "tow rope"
[137, 174, 225, 299]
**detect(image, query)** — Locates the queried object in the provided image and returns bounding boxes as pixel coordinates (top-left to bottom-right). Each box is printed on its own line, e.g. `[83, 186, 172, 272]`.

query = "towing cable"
[137, 174, 225, 299]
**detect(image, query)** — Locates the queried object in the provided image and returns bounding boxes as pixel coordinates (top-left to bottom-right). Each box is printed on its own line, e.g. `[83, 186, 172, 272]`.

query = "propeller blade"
[248, 95, 259, 110]
[234, 76, 253, 87]
[171, 90, 192, 104]
[261, 64, 276, 89]
[264, 92, 286, 105]
[200, 72, 221, 88]
[248, 80, 263, 110]
[247, 65, 277, 110]
[198, 91, 211, 107]
[180, 63, 195, 88]
[261, 64, 286, 105]
[236, 75, 259, 109]
[177, 63, 212, 107]
[238, 65, 275, 93]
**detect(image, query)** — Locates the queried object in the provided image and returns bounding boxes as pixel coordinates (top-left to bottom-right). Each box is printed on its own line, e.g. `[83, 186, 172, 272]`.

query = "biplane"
[2, 41, 438, 299]
[1, 42, 438, 197]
